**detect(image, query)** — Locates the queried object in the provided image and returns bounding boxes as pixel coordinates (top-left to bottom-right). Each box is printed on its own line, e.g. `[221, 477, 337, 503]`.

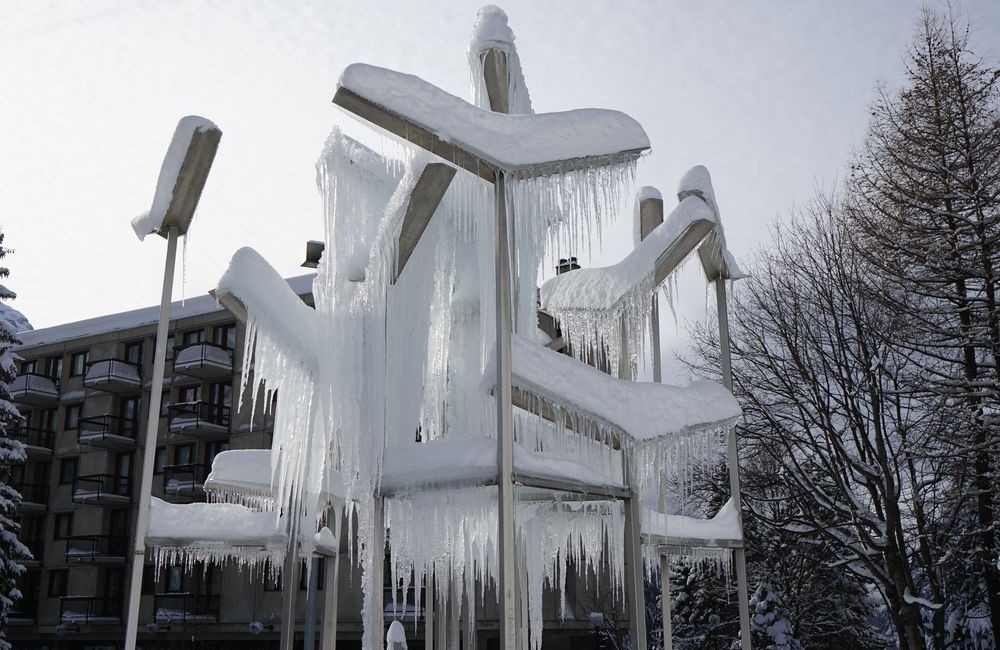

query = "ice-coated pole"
[123, 224, 179, 650]
[716, 278, 752, 650]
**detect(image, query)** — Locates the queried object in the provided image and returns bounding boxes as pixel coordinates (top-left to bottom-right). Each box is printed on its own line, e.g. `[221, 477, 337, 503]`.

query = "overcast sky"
[2, 0, 999, 369]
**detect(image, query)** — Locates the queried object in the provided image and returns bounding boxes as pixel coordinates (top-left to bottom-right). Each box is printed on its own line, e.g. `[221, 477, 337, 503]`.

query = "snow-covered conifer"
[0, 233, 30, 650]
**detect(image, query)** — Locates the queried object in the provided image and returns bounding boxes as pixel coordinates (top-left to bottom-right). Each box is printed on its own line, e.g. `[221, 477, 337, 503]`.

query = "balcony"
[14, 482, 48, 512]
[72, 474, 131, 506]
[168, 401, 231, 437]
[78, 414, 138, 450]
[162, 463, 207, 501]
[9, 423, 55, 458]
[9, 373, 59, 406]
[60, 595, 123, 625]
[152, 592, 220, 625]
[65, 534, 128, 564]
[173, 342, 233, 379]
[84, 358, 141, 394]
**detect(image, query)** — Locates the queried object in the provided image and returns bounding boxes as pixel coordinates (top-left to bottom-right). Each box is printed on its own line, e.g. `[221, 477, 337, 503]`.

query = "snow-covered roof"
[15, 274, 315, 349]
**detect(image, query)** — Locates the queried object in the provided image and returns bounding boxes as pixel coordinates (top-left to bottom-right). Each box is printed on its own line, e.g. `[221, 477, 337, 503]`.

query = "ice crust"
[540, 194, 716, 375]
[337, 63, 648, 173]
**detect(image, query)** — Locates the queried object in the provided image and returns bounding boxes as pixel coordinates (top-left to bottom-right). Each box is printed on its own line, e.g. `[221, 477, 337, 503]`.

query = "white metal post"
[281, 515, 301, 650]
[495, 169, 518, 650]
[320, 513, 341, 650]
[123, 225, 179, 650]
[716, 279, 751, 650]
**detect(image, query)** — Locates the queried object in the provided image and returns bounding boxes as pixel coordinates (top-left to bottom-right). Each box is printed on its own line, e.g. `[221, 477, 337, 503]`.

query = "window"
[48, 569, 68, 597]
[39, 408, 57, 433]
[124, 341, 144, 366]
[160, 333, 175, 361]
[115, 452, 133, 479]
[208, 380, 232, 425]
[119, 396, 140, 436]
[64, 404, 81, 430]
[43, 355, 62, 380]
[212, 324, 237, 351]
[154, 447, 167, 475]
[54, 513, 73, 539]
[178, 385, 200, 405]
[182, 329, 204, 346]
[141, 564, 155, 594]
[166, 565, 184, 593]
[174, 443, 195, 467]
[159, 390, 171, 418]
[204, 440, 229, 466]
[20, 360, 36, 374]
[69, 351, 89, 377]
[264, 569, 282, 591]
[59, 458, 78, 485]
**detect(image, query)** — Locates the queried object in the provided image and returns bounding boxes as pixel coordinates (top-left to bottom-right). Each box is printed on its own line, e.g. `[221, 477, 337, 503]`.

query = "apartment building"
[5, 275, 328, 649]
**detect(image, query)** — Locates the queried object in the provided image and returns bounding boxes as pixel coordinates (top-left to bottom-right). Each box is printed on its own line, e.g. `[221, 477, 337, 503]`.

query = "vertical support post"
[281, 516, 301, 650]
[660, 555, 673, 650]
[435, 579, 448, 650]
[449, 580, 461, 650]
[495, 169, 519, 650]
[320, 536, 339, 650]
[425, 575, 435, 650]
[123, 225, 179, 650]
[622, 455, 648, 650]
[640, 195, 665, 385]
[370, 498, 387, 650]
[305, 556, 319, 650]
[715, 279, 751, 650]
[640, 194, 669, 649]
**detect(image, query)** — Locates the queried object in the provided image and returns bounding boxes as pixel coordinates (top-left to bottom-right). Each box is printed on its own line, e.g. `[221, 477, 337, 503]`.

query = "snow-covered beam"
[333, 63, 649, 181]
[393, 163, 456, 283]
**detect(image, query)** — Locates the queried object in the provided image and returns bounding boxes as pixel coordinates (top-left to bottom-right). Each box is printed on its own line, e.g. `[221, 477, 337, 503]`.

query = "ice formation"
[144, 7, 744, 650]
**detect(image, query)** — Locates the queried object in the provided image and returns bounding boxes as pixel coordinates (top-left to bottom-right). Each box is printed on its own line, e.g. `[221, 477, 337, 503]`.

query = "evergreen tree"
[849, 8, 1000, 647]
[0, 233, 29, 650]
[749, 581, 800, 650]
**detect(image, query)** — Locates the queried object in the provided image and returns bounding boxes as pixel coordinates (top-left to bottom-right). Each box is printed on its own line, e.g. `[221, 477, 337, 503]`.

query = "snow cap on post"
[386, 619, 407, 649]
[132, 115, 222, 241]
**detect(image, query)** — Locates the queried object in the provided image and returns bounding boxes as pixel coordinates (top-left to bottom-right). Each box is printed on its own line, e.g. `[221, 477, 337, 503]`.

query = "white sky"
[2, 0, 998, 371]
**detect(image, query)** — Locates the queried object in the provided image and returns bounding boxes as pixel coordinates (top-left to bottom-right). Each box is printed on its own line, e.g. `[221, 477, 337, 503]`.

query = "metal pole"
[660, 555, 673, 650]
[124, 225, 179, 650]
[622, 454, 647, 649]
[495, 169, 518, 650]
[305, 556, 319, 650]
[716, 279, 751, 650]
[281, 516, 301, 650]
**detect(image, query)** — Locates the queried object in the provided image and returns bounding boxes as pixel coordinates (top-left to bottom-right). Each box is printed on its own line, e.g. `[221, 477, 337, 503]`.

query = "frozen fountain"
[144, 6, 749, 650]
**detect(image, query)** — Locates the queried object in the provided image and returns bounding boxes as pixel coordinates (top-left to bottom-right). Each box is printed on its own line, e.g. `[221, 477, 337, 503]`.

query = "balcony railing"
[60, 595, 123, 624]
[9, 372, 59, 406]
[65, 534, 128, 563]
[152, 592, 220, 625]
[173, 342, 233, 379]
[78, 414, 138, 449]
[9, 423, 55, 456]
[72, 474, 131, 506]
[84, 358, 142, 394]
[162, 463, 207, 500]
[13, 482, 49, 511]
[169, 401, 231, 437]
